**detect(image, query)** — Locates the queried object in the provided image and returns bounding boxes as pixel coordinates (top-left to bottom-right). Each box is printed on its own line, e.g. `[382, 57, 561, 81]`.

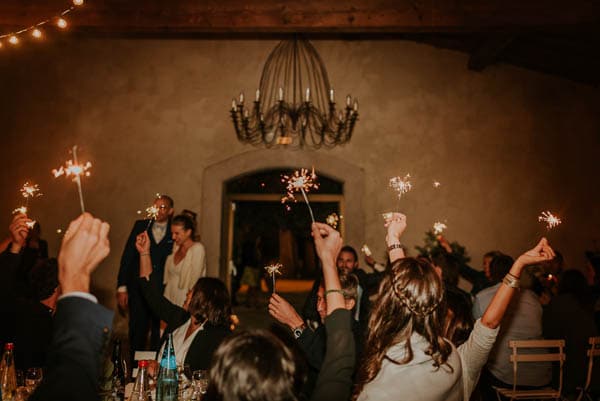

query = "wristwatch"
[292, 324, 307, 339]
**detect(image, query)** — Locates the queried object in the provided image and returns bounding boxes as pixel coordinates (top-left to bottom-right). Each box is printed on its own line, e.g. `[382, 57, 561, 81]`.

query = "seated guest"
[354, 213, 463, 401]
[30, 213, 113, 401]
[473, 252, 552, 397]
[445, 239, 555, 400]
[268, 271, 359, 397]
[543, 269, 599, 398]
[163, 213, 207, 307]
[136, 231, 231, 371]
[205, 222, 355, 401]
[13, 259, 59, 370]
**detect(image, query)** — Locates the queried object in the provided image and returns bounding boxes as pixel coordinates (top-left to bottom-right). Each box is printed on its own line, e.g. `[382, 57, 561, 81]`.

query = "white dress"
[163, 242, 207, 307]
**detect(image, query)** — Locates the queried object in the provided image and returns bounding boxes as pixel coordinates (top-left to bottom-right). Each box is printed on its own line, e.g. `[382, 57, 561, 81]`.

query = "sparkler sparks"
[381, 212, 393, 221]
[433, 181, 441, 188]
[52, 146, 91, 213]
[281, 168, 319, 223]
[389, 174, 412, 199]
[433, 222, 447, 235]
[145, 204, 160, 229]
[12, 206, 28, 215]
[25, 220, 36, 229]
[538, 211, 562, 230]
[264, 263, 283, 293]
[20, 182, 42, 199]
[361, 244, 372, 257]
[326, 213, 342, 229]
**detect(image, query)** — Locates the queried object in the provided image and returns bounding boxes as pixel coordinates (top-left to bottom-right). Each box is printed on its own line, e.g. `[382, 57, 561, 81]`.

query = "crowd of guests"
[1, 193, 599, 401]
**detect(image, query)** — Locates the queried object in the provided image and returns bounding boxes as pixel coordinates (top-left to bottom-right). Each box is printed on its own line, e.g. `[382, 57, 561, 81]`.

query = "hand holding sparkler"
[52, 146, 92, 213]
[264, 263, 283, 293]
[281, 168, 319, 223]
[9, 213, 32, 254]
[515, 238, 555, 269]
[384, 212, 407, 262]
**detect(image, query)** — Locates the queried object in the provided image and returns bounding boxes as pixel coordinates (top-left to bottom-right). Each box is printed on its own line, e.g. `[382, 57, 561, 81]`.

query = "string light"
[0, 1, 84, 50]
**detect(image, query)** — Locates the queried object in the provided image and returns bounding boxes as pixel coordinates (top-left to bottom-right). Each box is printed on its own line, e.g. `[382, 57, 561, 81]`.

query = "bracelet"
[502, 274, 520, 289]
[140, 252, 150, 257]
[387, 243, 403, 251]
[324, 289, 346, 297]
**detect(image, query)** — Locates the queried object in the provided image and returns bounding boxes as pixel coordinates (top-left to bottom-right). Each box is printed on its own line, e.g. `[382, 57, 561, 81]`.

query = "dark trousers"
[127, 288, 161, 360]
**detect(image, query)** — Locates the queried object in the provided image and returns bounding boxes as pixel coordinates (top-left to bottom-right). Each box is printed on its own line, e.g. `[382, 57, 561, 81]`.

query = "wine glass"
[192, 370, 209, 396]
[25, 367, 43, 391]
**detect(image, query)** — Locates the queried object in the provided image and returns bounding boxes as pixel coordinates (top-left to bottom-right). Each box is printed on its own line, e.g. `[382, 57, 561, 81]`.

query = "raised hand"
[311, 222, 342, 267]
[268, 293, 304, 329]
[384, 212, 407, 244]
[135, 231, 150, 254]
[58, 213, 110, 294]
[515, 237, 555, 268]
[9, 213, 32, 253]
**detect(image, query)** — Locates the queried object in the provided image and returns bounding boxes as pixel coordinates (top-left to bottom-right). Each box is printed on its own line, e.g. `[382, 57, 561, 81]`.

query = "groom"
[116, 194, 174, 355]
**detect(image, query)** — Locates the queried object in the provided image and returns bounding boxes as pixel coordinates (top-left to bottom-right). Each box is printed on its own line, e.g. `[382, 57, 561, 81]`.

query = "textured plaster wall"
[1, 38, 599, 311]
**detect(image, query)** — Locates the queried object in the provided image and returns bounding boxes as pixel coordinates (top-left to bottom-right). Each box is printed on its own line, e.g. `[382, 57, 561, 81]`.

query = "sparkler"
[433, 181, 441, 188]
[12, 206, 28, 215]
[361, 244, 372, 257]
[326, 213, 342, 229]
[264, 263, 283, 293]
[381, 212, 393, 221]
[25, 220, 36, 229]
[389, 174, 412, 199]
[433, 221, 447, 235]
[20, 182, 42, 206]
[145, 204, 160, 229]
[538, 211, 562, 230]
[281, 168, 319, 223]
[52, 146, 92, 213]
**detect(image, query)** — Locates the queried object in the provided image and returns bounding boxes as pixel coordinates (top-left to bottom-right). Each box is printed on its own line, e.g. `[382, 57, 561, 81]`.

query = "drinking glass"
[25, 367, 43, 392]
[192, 370, 209, 398]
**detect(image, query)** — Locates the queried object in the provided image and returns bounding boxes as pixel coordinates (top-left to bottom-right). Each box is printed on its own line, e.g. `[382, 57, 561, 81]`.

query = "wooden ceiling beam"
[1, 0, 599, 35]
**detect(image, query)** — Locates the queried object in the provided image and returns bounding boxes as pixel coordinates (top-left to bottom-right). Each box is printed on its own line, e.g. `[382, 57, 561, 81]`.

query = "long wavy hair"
[188, 277, 232, 327]
[353, 257, 452, 398]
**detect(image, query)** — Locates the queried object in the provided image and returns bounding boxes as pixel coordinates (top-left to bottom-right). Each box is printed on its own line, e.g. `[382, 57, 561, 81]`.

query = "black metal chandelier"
[230, 37, 358, 149]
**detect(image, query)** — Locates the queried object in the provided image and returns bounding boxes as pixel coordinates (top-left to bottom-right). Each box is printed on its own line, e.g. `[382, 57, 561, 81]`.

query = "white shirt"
[158, 319, 204, 367]
[152, 221, 168, 244]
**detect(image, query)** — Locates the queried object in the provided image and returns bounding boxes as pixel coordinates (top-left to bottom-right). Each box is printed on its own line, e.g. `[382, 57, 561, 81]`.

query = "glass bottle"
[130, 360, 150, 401]
[156, 334, 178, 401]
[111, 339, 126, 401]
[0, 343, 17, 401]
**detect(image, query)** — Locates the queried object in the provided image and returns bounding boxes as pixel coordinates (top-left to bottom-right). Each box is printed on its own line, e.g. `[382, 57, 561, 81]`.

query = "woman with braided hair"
[354, 213, 463, 401]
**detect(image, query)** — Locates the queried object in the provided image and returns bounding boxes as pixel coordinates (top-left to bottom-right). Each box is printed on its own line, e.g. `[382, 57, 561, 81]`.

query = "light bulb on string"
[57, 18, 68, 29]
[32, 29, 43, 39]
[73, 0, 84, 5]
[9, 36, 19, 45]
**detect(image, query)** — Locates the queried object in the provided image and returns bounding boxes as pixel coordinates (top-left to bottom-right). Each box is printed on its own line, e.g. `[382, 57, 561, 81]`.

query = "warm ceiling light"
[0, 42, 3, 49]
[73, 0, 84, 5]
[8, 36, 19, 45]
[57, 18, 68, 29]
[32, 29, 43, 39]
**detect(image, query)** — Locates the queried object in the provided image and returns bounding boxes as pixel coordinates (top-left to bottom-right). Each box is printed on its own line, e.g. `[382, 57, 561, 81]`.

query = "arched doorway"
[223, 169, 345, 290]
[200, 149, 366, 283]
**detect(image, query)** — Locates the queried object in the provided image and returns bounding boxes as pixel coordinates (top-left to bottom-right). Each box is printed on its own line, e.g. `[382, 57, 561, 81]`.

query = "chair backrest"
[584, 336, 600, 391]
[508, 339, 566, 394]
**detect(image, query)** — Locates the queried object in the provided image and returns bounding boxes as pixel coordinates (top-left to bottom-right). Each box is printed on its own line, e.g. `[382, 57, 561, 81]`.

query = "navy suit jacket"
[117, 219, 173, 292]
[29, 296, 113, 401]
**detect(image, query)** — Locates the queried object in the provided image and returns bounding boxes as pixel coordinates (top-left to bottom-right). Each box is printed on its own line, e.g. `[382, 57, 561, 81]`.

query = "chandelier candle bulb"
[353, 100, 359, 111]
[305, 88, 310, 102]
[278, 87, 284, 101]
[231, 99, 237, 111]
[239, 92, 244, 104]
[346, 95, 351, 107]
[255, 89, 260, 102]
[329, 89, 334, 103]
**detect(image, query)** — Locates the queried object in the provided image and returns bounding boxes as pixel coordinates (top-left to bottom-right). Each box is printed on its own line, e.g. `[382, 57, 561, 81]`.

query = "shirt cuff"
[59, 292, 98, 304]
[117, 285, 128, 293]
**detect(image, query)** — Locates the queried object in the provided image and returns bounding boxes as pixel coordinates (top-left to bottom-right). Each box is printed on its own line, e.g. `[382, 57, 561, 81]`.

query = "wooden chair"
[494, 339, 566, 401]
[576, 336, 600, 401]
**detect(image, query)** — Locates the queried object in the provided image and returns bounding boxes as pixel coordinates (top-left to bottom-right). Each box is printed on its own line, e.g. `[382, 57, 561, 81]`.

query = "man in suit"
[117, 194, 174, 354]
[30, 212, 113, 401]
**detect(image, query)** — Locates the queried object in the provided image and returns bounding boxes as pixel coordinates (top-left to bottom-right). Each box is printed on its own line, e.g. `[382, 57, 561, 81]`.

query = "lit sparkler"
[25, 220, 36, 229]
[381, 212, 393, 221]
[52, 146, 92, 213]
[326, 213, 342, 229]
[12, 206, 28, 215]
[538, 211, 562, 230]
[145, 204, 160, 229]
[433, 221, 447, 235]
[20, 182, 42, 200]
[264, 263, 283, 293]
[361, 244, 372, 257]
[433, 181, 441, 188]
[389, 174, 412, 199]
[281, 168, 319, 223]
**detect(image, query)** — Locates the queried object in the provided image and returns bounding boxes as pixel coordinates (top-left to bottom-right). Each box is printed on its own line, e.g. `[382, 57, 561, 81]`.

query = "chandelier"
[230, 37, 359, 149]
